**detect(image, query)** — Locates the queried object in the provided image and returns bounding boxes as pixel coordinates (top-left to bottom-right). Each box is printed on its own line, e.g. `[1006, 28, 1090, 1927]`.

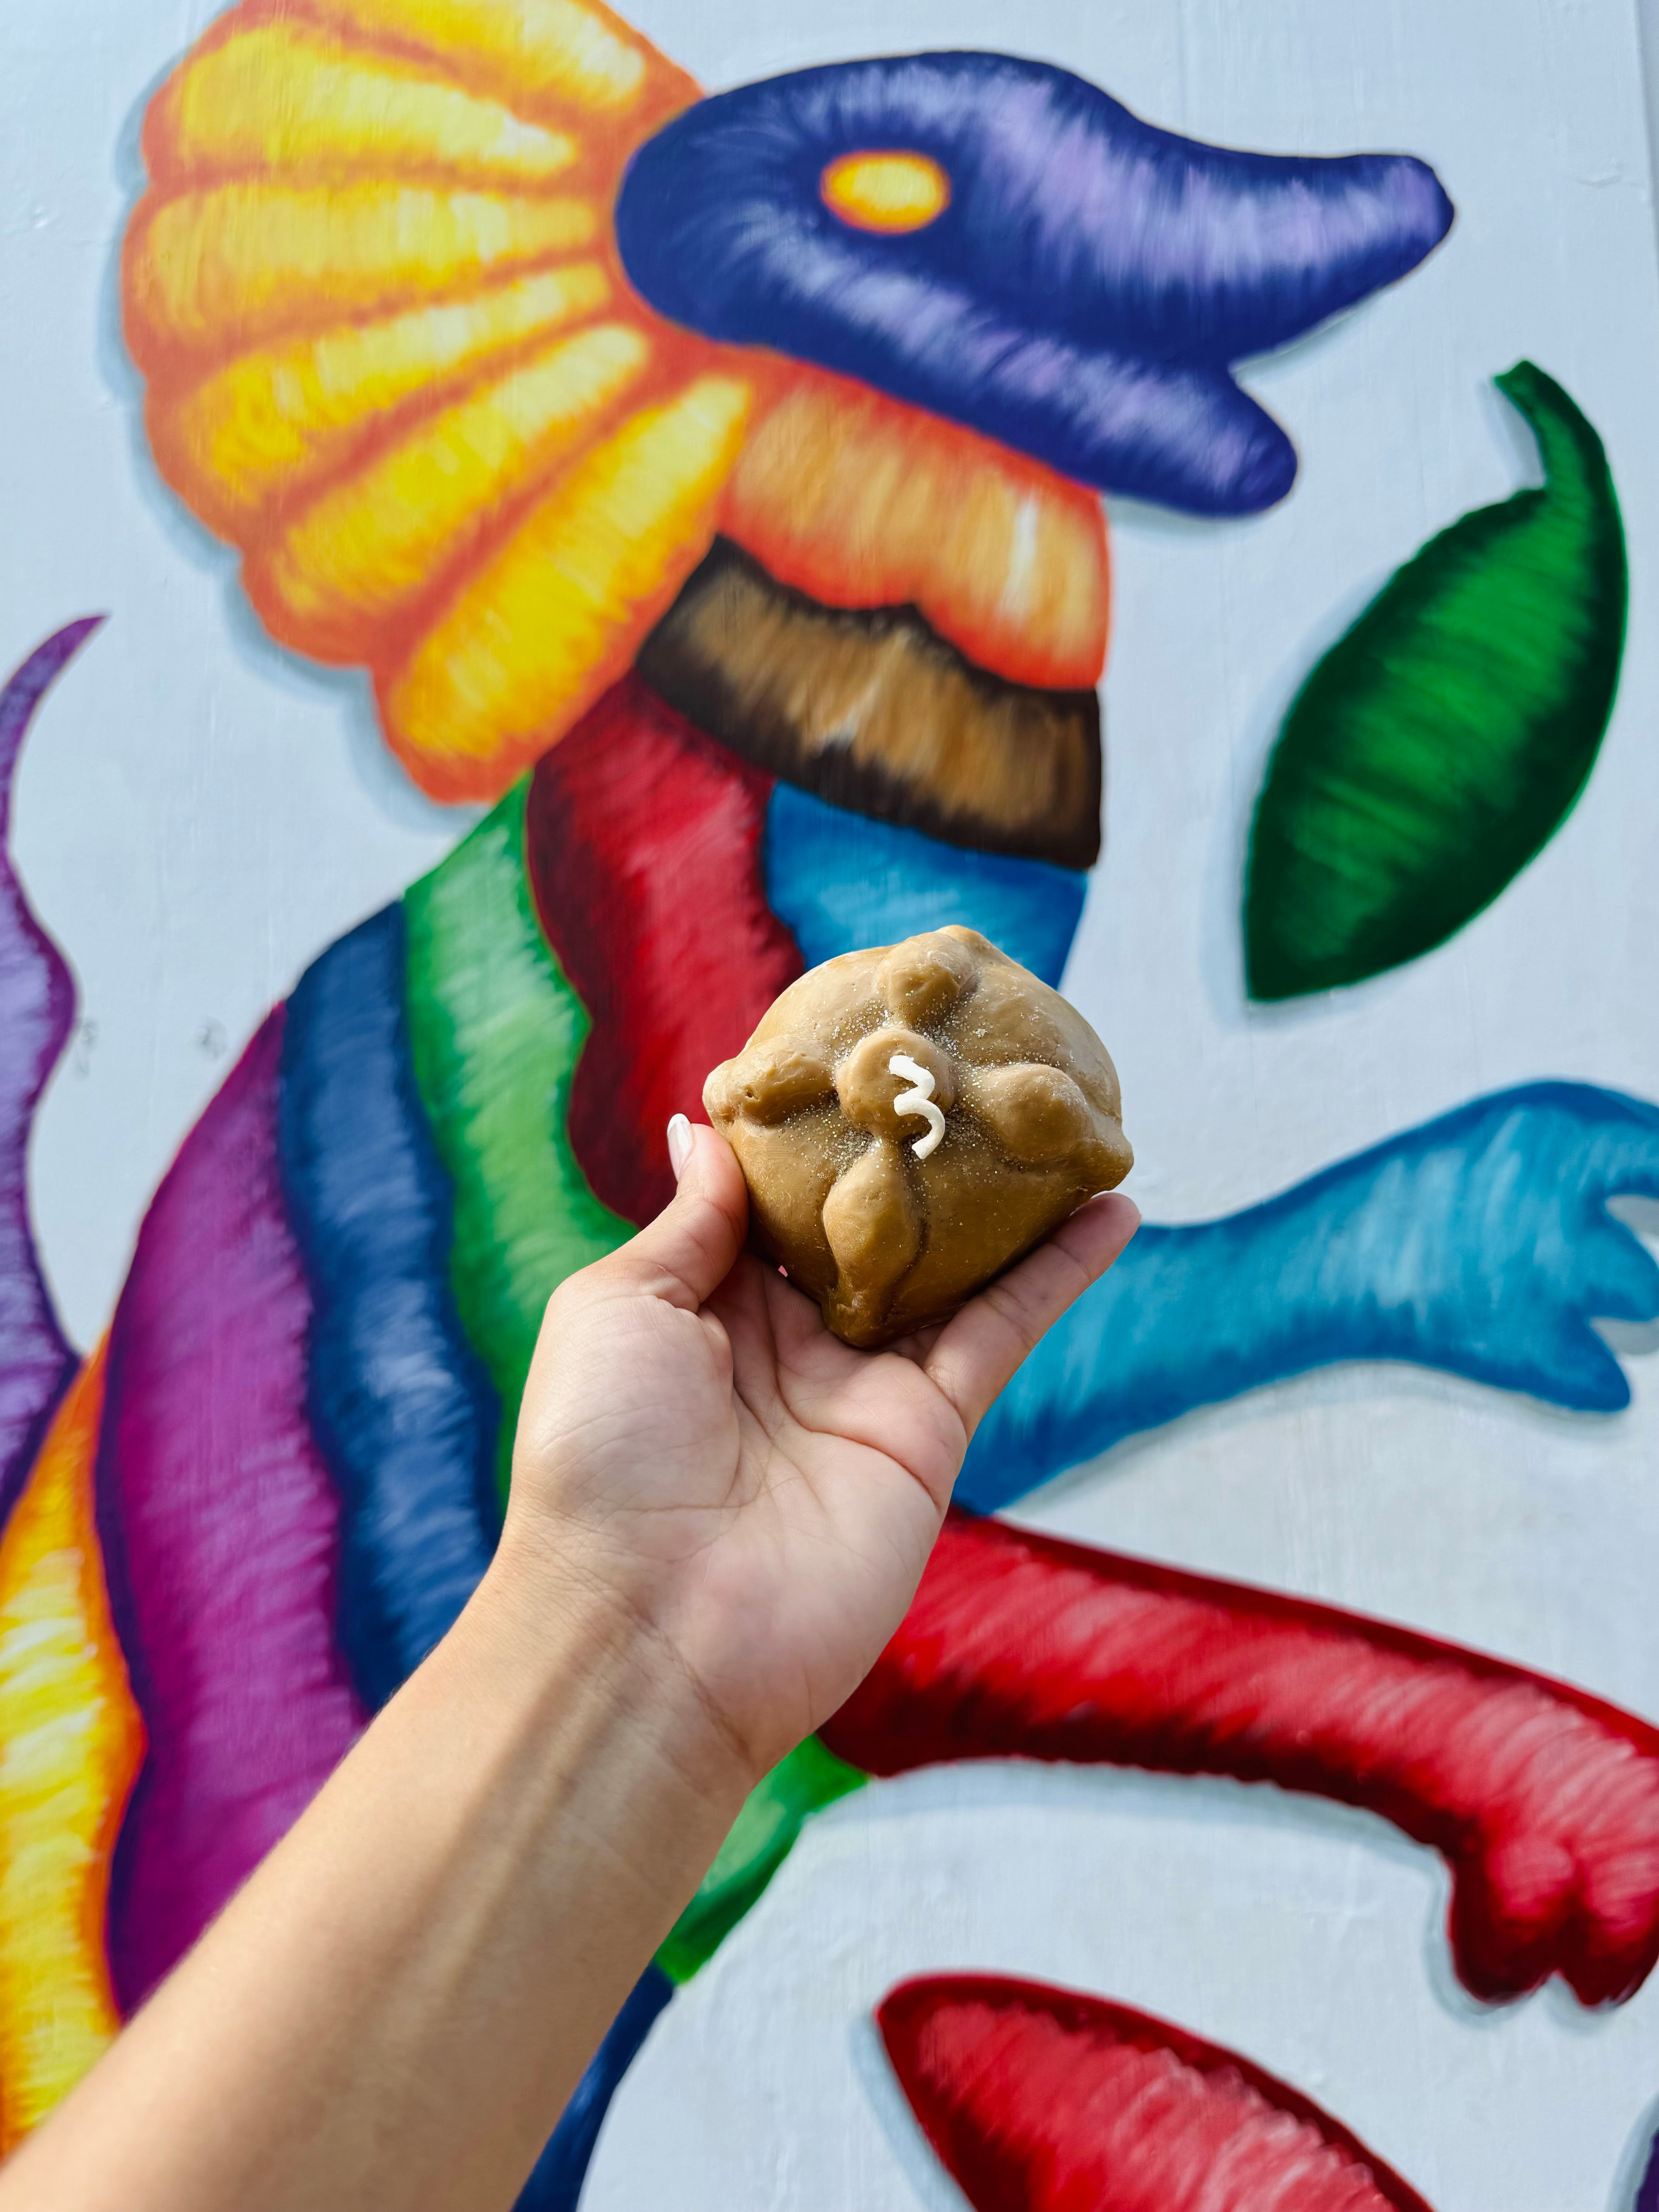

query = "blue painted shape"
[277, 904, 500, 1710]
[618, 53, 1453, 514]
[0, 622, 97, 1530]
[515, 1966, 674, 2212]
[961, 1081, 1659, 1511]
[764, 783, 1085, 986]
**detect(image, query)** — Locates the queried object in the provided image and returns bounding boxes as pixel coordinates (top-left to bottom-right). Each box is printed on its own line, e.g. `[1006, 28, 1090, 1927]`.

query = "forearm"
[0, 1119, 1132, 2210]
[0, 1546, 747, 2212]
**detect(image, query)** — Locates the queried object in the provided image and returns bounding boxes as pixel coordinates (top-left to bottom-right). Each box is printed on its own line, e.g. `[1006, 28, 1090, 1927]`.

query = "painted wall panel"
[2, 1, 1657, 2205]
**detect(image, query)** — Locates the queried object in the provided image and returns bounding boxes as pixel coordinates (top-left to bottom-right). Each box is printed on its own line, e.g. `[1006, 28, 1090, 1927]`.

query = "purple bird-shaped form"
[617, 52, 1455, 513]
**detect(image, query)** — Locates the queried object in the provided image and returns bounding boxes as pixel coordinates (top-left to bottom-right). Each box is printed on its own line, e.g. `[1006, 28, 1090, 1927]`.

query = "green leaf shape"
[656, 1735, 867, 1983]
[404, 782, 631, 1506]
[1245, 361, 1626, 1000]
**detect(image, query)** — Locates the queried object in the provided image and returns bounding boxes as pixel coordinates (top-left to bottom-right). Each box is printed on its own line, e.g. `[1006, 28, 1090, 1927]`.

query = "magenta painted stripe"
[100, 1009, 364, 2010]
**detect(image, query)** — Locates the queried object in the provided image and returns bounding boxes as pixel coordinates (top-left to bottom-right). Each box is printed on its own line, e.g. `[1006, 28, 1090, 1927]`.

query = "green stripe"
[657, 1736, 868, 1983]
[403, 787, 866, 1977]
[404, 782, 630, 1505]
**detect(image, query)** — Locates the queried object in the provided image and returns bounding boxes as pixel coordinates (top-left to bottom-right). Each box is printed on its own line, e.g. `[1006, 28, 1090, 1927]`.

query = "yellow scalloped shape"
[118, 0, 715, 801]
[253, 318, 654, 655]
[146, 19, 579, 185]
[156, 263, 614, 537]
[127, 182, 596, 361]
[384, 372, 752, 795]
[296, 0, 683, 118]
[0, 1346, 143, 2153]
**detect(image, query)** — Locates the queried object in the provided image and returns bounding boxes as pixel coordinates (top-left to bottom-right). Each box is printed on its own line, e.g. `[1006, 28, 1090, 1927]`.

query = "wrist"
[460, 1529, 759, 1836]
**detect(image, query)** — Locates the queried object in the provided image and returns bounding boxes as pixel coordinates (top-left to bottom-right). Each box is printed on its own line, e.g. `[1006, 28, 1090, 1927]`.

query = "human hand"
[497, 1117, 1139, 1792]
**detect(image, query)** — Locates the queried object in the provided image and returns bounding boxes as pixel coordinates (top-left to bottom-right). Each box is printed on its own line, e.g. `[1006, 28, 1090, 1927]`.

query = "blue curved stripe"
[764, 783, 1085, 988]
[515, 1967, 674, 2211]
[278, 903, 500, 1711]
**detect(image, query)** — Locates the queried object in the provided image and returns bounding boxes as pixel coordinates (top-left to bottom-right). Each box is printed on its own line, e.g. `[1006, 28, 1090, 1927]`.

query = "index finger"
[921, 1193, 1140, 1441]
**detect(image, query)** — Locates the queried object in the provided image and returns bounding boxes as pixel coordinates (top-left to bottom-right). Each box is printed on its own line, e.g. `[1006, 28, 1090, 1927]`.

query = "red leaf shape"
[879, 1973, 1437, 2212]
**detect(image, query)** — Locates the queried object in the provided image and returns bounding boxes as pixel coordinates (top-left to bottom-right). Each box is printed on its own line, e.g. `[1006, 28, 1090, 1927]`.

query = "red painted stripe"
[879, 1973, 1437, 2212]
[525, 674, 802, 1226]
[826, 1511, 1659, 2005]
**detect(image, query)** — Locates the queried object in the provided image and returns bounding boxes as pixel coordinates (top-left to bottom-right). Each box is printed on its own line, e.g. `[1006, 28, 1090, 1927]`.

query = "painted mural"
[1, 0, 1657, 2204]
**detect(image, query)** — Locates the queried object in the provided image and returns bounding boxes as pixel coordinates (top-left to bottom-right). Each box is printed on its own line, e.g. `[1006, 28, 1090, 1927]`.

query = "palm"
[509, 1126, 1137, 1781]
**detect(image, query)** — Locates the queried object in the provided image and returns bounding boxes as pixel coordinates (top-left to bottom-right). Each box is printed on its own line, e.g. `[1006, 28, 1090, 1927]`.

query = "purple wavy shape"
[0, 618, 100, 1525]
[100, 1008, 365, 2011]
[1637, 2122, 1659, 2212]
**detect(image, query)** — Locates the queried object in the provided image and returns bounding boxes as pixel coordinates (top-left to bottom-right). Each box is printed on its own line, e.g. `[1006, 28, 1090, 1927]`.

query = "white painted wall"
[3, 2, 1657, 2205]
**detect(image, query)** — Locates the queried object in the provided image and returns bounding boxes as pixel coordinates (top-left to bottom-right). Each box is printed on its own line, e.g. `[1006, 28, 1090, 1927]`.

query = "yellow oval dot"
[821, 151, 950, 235]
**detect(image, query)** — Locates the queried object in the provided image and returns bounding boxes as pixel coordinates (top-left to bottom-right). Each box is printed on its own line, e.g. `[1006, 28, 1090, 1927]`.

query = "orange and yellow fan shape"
[0, 1347, 142, 2154]
[121, 0, 1112, 807]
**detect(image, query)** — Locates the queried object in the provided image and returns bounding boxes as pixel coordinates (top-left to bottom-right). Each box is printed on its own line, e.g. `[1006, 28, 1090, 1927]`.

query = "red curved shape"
[879, 1972, 1437, 2212]
[824, 1511, 1659, 2006]
[526, 674, 803, 1225]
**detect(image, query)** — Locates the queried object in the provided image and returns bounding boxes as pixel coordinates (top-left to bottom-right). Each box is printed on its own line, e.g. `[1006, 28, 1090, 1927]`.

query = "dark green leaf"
[1245, 361, 1626, 1000]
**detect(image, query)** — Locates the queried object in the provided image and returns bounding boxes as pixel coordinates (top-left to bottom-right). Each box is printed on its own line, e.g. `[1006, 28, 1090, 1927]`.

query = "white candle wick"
[888, 1053, 946, 1161]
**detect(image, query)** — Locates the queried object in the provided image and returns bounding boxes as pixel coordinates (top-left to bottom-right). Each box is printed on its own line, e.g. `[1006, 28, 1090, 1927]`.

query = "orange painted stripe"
[723, 371, 1110, 692]
[0, 1346, 144, 2152]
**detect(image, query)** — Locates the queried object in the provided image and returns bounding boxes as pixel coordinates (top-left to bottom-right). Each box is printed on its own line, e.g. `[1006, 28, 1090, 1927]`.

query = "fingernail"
[666, 1113, 694, 1182]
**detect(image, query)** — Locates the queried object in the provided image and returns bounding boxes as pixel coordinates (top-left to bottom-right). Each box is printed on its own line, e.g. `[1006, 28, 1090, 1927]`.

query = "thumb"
[614, 1116, 749, 1311]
